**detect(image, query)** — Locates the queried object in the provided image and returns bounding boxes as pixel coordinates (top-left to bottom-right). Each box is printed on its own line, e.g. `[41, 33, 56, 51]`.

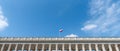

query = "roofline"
[0, 37, 120, 41]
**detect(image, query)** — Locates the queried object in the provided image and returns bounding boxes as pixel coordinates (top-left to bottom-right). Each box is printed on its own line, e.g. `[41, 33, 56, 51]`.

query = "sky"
[0, 0, 120, 37]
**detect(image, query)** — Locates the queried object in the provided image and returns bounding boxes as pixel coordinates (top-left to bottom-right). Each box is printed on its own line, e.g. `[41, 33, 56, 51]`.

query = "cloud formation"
[65, 34, 78, 37]
[81, 0, 120, 36]
[81, 24, 97, 30]
[0, 6, 8, 31]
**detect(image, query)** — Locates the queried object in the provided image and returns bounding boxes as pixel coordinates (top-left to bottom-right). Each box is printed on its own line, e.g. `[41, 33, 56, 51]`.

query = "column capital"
[102, 44, 106, 51]
[62, 44, 64, 51]
[28, 43, 31, 51]
[89, 44, 92, 51]
[22, 44, 25, 51]
[35, 43, 38, 51]
[1, 43, 5, 51]
[69, 44, 71, 51]
[49, 44, 51, 51]
[82, 44, 85, 51]
[42, 44, 45, 51]
[115, 44, 119, 51]
[108, 44, 112, 51]
[75, 44, 78, 51]
[56, 44, 58, 51]
[15, 44, 18, 51]
[95, 44, 99, 51]
[8, 43, 12, 51]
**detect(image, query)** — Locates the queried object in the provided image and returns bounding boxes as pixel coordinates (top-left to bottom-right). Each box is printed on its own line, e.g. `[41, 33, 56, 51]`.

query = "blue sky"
[0, 0, 120, 37]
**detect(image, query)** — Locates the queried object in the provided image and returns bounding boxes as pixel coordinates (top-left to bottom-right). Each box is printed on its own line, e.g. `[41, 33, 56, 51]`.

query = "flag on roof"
[59, 29, 63, 32]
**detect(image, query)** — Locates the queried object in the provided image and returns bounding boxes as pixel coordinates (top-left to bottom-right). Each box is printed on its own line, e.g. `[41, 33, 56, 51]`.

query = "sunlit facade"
[0, 37, 120, 51]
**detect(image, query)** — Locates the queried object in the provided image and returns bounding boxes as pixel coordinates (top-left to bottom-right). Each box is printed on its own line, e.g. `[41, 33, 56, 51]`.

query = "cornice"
[0, 37, 120, 41]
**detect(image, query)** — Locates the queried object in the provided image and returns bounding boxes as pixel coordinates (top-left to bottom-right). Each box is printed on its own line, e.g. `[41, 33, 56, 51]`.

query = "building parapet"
[0, 37, 120, 41]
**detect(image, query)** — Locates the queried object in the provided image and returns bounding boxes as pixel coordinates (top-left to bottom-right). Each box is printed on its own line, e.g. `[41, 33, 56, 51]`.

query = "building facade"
[0, 37, 120, 51]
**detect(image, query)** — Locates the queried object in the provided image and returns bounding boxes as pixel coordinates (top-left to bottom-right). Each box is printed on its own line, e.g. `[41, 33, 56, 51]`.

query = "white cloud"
[81, 0, 120, 36]
[0, 6, 8, 31]
[65, 34, 78, 37]
[81, 24, 97, 30]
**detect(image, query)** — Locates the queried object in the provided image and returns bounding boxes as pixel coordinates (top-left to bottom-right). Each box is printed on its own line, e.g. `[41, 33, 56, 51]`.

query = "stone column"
[102, 44, 106, 51]
[42, 44, 45, 51]
[28, 44, 31, 51]
[75, 44, 78, 51]
[82, 44, 85, 51]
[8, 44, 11, 51]
[69, 44, 71, 51]
[1, 44, 5, 51]
[62, 44, 64, 51]
[89, 44, 92, 51]
[35, 43, 38, 51]
[22, 44, 25, 51]
[56, 44, 58, 51]
[49, 44, 51, 51]
[95, 44, 99, 51]
[15, 44, 18, 51]
[115, 44, 119, 51]
[108, 44, 112, 51]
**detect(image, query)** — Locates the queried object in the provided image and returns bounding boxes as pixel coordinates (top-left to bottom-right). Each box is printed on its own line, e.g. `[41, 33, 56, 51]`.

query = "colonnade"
[0, 43, 119, 51]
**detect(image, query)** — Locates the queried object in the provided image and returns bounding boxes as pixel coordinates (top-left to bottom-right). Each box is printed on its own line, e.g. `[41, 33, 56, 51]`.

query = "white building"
[0, 37, 120, 51]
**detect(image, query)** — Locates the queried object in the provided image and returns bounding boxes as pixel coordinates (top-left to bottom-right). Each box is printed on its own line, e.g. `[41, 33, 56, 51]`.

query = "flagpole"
[59, 32, 60, 38]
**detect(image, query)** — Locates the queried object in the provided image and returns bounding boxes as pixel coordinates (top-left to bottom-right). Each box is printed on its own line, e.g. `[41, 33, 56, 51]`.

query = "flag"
[59, 29, 63, 32]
